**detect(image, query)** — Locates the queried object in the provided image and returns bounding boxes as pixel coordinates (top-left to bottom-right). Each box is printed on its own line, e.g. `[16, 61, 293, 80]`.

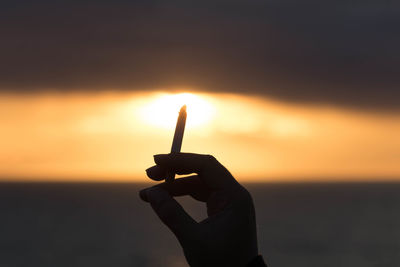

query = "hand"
[139, 153, 259, 267]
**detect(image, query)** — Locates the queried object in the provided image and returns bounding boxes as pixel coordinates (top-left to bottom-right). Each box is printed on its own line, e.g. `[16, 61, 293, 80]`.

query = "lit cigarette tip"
[180, 105, 187, 112]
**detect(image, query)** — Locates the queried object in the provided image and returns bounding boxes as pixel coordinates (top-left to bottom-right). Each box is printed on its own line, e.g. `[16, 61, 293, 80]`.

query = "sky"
[1, 1, 399, 182]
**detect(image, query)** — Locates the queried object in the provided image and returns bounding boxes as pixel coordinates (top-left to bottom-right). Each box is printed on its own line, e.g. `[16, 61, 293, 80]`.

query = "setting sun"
[137, 92, 215, 129]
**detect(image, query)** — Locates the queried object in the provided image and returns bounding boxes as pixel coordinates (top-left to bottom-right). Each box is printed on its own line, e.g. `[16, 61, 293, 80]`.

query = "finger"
[145, 165, 166, 181]
[154, 153, 211, 174]
[139, 176, 210, 202]
[158, 176, 211, 201]
[154, 153, 237, 189]
[144, 187, 197, 241]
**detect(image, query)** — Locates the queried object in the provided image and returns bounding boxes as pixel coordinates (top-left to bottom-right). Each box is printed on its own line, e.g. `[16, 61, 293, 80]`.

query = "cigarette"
[166, 105, 187, 183]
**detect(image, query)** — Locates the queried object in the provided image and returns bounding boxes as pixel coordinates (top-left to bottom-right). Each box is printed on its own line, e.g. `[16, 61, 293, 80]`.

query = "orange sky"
[1, 91, 399, 182]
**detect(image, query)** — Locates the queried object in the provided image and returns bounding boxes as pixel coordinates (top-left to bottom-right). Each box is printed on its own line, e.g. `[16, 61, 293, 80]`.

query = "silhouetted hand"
[139, 153, 259, 267]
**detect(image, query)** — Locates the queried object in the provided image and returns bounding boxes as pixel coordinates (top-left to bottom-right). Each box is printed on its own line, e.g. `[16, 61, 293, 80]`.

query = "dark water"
[1, 182, 399, 267]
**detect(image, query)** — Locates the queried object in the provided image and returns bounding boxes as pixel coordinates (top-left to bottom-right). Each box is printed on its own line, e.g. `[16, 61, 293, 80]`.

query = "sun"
[138, 92, 215, 129]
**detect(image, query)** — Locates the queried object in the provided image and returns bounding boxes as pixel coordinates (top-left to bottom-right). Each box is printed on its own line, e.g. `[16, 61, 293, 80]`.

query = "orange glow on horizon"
[0, 91, 399, 182]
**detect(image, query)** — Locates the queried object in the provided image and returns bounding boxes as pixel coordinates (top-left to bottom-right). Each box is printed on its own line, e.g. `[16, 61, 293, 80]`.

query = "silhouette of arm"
[139, 153, 267, 267]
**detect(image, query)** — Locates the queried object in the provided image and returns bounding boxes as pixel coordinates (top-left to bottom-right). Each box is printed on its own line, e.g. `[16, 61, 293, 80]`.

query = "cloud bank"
[1, 0, 399, 110]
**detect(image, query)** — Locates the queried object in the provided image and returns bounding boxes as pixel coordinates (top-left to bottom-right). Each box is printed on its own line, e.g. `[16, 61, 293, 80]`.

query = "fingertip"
[139, 188, 149, 202]
[154, 154, 169, 165]
[146, 187, 171, 207]
[139, 187, 169, 203]
[146, 165, 166, 181]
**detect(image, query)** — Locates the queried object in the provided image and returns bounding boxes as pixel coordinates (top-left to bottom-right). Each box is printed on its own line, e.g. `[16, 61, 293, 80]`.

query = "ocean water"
[1, 182, 399, 267]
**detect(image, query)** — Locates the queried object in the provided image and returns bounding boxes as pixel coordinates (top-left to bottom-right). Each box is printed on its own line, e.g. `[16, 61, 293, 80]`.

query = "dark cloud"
[1, 0, 399, 111]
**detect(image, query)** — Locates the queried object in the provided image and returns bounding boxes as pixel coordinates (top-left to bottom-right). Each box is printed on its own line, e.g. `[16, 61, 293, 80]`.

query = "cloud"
[1, 0, 399, 110]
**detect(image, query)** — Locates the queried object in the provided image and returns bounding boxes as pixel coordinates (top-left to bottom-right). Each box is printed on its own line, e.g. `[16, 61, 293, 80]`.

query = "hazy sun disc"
[138, 93, 215, 129]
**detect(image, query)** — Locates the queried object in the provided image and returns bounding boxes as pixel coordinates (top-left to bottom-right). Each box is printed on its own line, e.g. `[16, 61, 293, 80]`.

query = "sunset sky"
[1, 1, 399, 182]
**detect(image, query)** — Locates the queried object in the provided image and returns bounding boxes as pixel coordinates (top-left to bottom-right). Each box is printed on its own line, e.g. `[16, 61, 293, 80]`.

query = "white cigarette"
[166, 105, 187, 183]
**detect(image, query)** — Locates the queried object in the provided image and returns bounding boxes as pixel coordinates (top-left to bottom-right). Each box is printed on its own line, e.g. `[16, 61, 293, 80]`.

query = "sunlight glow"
[138, 93, 215, 129]
[0, 91, 399, 182]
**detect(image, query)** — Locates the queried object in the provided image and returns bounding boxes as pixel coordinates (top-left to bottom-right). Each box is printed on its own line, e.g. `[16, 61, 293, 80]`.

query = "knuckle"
[239, 186, 253, 203]
[200, 154, 218, 171]
[205, 154, 217, 162]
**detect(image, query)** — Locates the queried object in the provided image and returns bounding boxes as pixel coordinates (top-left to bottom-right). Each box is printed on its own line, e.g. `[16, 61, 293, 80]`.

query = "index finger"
[153, 153, 238, 189]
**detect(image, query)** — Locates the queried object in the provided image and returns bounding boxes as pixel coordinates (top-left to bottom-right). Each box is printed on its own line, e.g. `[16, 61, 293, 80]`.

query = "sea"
[1, 182, 399, 267]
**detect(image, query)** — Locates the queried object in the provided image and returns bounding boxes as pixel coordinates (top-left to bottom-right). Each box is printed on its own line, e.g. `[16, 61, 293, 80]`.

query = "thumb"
[144, 187, 197, 241]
